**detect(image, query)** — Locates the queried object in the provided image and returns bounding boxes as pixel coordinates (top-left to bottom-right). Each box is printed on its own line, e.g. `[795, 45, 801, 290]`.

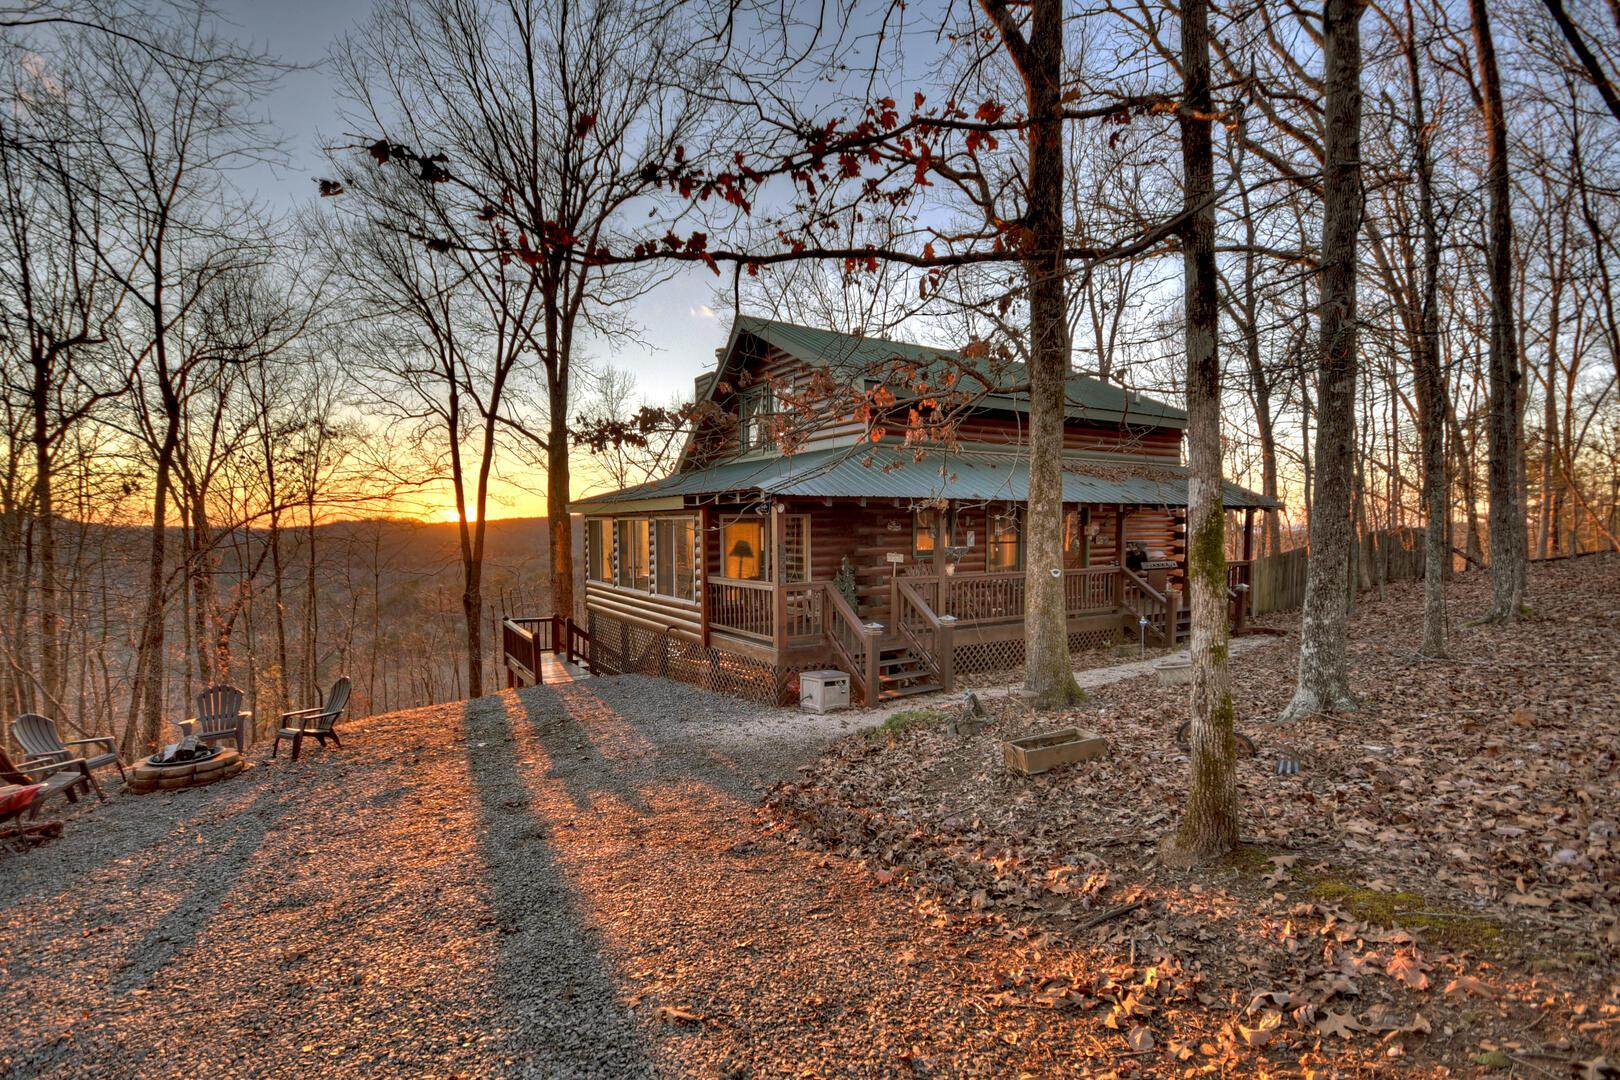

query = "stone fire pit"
[126, 735, 245, 794]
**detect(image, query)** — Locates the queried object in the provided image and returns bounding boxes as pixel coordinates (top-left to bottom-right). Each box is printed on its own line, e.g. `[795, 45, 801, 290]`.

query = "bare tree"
[1279, 0, 1364, 723]
[1470, 0, 1527, 621]
[1165, 0, 1238, 862]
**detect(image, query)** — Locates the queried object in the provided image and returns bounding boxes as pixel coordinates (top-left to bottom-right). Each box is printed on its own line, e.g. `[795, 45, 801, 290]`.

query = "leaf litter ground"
[765, 553, 1620, 1076]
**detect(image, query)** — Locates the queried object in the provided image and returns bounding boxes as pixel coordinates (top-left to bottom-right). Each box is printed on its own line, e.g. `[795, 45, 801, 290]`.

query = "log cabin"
[503, 316, 1279, 705]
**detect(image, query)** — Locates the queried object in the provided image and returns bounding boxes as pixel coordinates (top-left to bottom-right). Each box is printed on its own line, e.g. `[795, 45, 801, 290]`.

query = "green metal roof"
[728, 315, 1188, 428]
[572, 443, 1279, 511]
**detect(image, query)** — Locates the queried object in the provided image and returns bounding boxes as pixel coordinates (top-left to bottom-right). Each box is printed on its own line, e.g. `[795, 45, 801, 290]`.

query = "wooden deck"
[503, 561, 1254, 705]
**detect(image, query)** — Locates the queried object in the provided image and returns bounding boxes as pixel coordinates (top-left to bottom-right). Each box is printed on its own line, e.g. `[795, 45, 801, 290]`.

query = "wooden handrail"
[821, 582, 871, 702]
[1120, 566, 1166, 604]
[895, 579, 951, 689]
[896, 578, 945, 631]
[708, 575, 772, 590]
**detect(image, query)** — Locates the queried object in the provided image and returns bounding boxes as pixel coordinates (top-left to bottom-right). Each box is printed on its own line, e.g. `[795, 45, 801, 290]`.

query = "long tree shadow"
[461, 694, 658, 1079]
[110, 780, 301, 994]
[512, 677, 763, 812]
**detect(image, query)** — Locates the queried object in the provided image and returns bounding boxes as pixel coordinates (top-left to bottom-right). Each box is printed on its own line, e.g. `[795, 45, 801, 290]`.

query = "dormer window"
[738, 385, 776, 451]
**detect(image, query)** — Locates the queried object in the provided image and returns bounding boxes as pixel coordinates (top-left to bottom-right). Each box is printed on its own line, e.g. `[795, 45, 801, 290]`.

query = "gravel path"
[1, 670, 1166, 1078]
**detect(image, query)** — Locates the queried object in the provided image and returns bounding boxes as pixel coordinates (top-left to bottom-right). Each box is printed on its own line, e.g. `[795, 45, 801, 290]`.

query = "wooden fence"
[1249, 527, 1428, 616]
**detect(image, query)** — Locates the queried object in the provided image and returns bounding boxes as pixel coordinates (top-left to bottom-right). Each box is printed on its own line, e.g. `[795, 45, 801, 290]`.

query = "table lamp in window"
[728, 537, 754, 579]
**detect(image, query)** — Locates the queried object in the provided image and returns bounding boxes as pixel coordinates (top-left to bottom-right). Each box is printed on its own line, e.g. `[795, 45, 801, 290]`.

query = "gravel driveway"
[1, 674, 1112, 1078]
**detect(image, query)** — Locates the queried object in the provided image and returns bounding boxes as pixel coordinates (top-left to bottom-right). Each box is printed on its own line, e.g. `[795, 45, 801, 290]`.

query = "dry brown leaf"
[1126, 1026, 1155, 1053]
[1317, 1011, 1361, 1039]
[1237, 1010, 1283, 1048]
[1443, 976, 1497, 998]
[653, 1005, 702, 1024]
[1387, 948, 1430, 991]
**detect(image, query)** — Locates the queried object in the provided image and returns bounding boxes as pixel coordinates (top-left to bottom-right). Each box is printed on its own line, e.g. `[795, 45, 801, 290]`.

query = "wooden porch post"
[699, 505, 712, 648]
[772, 503, 788, 655]
[1237, 507, 1256, 633]
[1113, 505, 1129, 607]
[863, 622, 883, 706]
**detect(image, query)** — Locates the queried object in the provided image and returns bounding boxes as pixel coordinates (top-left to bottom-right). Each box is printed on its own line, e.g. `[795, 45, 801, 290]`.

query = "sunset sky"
[219, 0, 733, 521]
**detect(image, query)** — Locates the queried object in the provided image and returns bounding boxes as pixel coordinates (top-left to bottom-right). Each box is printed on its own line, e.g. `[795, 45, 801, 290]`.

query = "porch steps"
[877, 645, 940, 700]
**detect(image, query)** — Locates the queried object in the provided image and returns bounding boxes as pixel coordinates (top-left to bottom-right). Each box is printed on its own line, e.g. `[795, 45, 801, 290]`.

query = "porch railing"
[918, 567, 1118, 625]
[821, 582, 875, 704]
[785, 581, 824, 641]
[940, 572, 1025, 622]
[895, 579, 954, 691]
[1063, 566, 1118, 616]
[500, 614, 598, 686]
[502, 617, 545, 687]
[1120, 566, 1184, 645]
[707, 578, 773, 641]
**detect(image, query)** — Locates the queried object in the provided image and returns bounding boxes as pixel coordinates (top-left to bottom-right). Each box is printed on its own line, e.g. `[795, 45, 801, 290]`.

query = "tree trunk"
[1279, 0, 1363, 722]
[130, 413, 179, 753]
[547, 381, 575, 625]
[1404, 0, 1449, 657]
[304, 493, 319, 699]
[31, 365, 61, 711]
[1017, 0, 1083, 708]
[1166, 0, 1237, 862]
[1471, 0, 1527, 621]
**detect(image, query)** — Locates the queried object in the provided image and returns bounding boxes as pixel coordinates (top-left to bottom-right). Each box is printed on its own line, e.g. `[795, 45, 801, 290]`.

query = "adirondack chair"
[189, 685, 250, 751]
[273, 677, 351, 762]
[0, 746, 101, 815]
[12, 713, 125, 781]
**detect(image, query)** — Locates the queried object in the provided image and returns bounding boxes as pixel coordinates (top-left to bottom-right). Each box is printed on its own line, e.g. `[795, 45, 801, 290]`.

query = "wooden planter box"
[1154, 658, 1193, 686]
[1003, 728, 1107, 775]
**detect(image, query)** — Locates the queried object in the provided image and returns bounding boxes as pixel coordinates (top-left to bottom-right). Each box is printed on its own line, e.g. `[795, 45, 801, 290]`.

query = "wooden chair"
[190, 686, 249, 751]
[273, 677, 351, 762]
[11, 713, 125, 781]
[0, 746, 101, 815]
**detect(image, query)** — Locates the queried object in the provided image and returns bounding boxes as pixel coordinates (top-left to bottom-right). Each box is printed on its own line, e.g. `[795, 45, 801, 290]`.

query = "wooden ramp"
[538, 651, 591, 684]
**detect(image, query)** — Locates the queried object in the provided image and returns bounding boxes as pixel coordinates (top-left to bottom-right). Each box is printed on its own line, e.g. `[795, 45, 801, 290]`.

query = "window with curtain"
[738, 386, 776, 451]
[720, 519, 768, 580]
[987, 509, 1022, 571]
[615, 519, 651, 590]
[587, 519, 609, 582]
[654, 518, 697, 600]
[782, 515, 810, 582]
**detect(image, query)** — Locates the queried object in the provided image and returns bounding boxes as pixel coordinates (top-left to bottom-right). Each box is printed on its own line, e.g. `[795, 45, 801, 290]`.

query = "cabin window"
[720, 518, 768, 580]
[738, 386, 776, 451]
[782, 515, 810, 583]
[615, 519, 651, 590]
[654, 517, 697, 600]
[913, 507, 954, 560]
[987, 509, 1023, 572]
[587, 519, 610, 582]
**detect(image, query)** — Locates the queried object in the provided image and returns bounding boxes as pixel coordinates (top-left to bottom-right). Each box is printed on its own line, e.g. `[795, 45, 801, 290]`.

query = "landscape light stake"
[1139, 615, 1149, 656]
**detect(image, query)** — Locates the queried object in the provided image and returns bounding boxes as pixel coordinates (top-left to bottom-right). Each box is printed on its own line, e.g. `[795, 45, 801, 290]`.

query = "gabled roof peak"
[718, 314, 1187, 428]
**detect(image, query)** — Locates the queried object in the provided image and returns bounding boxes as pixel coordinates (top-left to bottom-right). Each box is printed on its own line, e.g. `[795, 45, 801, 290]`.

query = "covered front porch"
[688, 497, 1266, 704]
[532, 444, 1279, 706]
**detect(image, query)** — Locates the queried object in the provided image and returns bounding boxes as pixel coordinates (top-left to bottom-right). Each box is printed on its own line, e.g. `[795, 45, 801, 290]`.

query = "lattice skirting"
[587, 610, 1121, 704]
[952, 625, 1122, 676]
[587, 611, 786, 705]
